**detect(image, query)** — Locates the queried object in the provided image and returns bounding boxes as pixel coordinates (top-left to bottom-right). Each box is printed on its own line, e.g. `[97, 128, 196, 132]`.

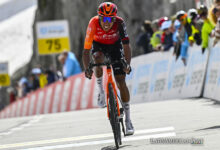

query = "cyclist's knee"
[92, 51, 104, 63]
[94, 67, 103, 77]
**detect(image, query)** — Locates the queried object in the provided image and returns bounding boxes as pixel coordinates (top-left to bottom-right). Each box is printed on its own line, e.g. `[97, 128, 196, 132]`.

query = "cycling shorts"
[92, 40, 125, 75]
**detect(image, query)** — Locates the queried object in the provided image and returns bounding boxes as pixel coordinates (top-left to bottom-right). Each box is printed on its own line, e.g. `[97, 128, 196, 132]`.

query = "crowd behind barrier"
[6, 51, 82, 105]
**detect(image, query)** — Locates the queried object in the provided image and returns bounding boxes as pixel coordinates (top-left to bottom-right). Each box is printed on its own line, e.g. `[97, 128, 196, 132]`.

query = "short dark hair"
[215, 0, 220, 4]
[142, 20, 152, 32]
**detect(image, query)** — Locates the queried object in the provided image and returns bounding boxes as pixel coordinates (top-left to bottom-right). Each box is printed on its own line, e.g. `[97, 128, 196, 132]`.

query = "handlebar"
[88, 58, 131, 75]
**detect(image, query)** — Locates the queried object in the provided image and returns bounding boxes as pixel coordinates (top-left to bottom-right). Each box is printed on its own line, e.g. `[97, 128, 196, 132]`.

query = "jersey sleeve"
[118, 18, 129, 44]
[84, 18, 96, 50]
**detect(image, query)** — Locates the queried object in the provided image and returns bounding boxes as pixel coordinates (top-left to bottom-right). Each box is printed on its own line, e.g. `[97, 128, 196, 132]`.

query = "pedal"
[119, 108, 124, 118]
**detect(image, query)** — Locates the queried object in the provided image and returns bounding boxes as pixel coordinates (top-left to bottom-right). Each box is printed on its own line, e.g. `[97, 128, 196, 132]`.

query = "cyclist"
[82, 2, 134, 135]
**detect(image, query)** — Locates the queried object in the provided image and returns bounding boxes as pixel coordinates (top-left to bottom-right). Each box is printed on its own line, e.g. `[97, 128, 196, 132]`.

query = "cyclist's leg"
[92, 51, 104, 77]
[114, 75, 129, 103]
[114, 75, 130, 121]
[109, 41, 134, 135]
[115, 75, 134, 135]
[92, 42, 106, 107]
[109, 41, 130, 103]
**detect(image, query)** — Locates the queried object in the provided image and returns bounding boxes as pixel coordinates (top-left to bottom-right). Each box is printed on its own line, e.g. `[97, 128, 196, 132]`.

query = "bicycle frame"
[105, 66, 121, 119]
[88, 58, 127, 148]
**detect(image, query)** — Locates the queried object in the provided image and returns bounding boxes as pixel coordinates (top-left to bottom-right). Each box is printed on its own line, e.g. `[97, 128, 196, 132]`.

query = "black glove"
[202, 48, 206, 54]
[85, 68, 93, 79]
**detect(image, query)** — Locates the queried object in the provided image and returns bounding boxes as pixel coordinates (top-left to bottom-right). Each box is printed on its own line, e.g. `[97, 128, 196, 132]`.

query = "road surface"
[0, 98, 220, 150]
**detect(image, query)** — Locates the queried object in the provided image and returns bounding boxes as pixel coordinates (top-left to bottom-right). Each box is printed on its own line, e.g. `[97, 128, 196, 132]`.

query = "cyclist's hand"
[124, 64, 132, 75]
[85, 68, 93, 79]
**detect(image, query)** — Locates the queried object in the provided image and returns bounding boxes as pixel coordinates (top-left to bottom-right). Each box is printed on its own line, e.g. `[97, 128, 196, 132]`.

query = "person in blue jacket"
[58, 51, 82, 79]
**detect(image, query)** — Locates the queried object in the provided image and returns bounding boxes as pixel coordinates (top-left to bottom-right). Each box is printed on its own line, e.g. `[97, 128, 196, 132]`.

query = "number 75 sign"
[36, 20, 70, 55]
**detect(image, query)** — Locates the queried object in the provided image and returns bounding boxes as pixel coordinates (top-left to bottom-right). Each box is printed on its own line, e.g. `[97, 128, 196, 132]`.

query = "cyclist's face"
[100, 16, 115, 31]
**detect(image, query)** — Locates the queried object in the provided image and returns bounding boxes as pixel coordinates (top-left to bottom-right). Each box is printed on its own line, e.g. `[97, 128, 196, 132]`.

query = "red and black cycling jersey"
[84, 16, 129, 50]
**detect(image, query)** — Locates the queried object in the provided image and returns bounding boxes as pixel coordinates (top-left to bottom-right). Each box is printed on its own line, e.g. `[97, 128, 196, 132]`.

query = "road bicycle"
[88, 55, 130, 149]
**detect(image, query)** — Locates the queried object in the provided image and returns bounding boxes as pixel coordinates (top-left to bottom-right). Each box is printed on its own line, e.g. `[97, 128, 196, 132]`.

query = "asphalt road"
[0, 98, 220, 150]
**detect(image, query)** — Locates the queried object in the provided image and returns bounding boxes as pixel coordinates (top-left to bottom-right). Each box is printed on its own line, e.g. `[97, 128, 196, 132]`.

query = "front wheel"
[108, 83, 121, 149]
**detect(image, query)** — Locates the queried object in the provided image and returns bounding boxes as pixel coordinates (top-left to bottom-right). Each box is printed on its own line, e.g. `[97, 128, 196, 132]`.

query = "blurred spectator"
[212, 5, 220, 46]
[29, 72, 40, 91]
[172, 19, 189, 66]
[188, 9, 198, 26]
[176, 10, 196, 46]
[136, 20, 153, 54]
[209, 0, 220, 25]
[188, 8, 202, 45]
[173, 20, 182, 60]
[198, 5, 215, 53]
[16, 82, 22, 99]
[58, 51, 82, 79]
[159, 16, 169, 27]
[176, 10, 193, 65]
[7, 87, 16, 103]
[18, 77, 31, 97]
[45, 69, 57, 85]
[56, 70, 64, 81]
[150, 19, 162, 51]
[32, 68, 48, 88]
[161, 20, 173, 51]
[159, 16, 169, 45]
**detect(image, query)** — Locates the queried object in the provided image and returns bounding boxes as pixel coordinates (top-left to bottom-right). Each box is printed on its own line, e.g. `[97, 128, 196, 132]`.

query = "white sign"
[36, 20, 69, 39]
[0, 62, 8, 74]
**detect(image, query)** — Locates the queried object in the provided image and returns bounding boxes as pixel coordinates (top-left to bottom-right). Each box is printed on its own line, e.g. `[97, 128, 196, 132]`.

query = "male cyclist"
[82, 2, 134, 135]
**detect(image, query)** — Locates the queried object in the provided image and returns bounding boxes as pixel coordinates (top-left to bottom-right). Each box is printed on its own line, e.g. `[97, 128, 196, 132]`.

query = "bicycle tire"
[108, 83, 121, 149]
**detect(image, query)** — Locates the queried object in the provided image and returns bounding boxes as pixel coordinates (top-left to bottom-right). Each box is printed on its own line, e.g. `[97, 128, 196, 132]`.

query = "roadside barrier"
[0, 73, 98, 119]
[127, 45, 208, 103]
[204, 43, 220, 100]
[0, 42, 220, 119]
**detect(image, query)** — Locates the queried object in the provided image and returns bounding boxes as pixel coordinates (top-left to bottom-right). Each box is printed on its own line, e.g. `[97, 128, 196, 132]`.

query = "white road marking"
[135, 126, 174, 135]
[0, 116, 43, 137]
[0, 126, 175, 149]
[21, 132, 176, 150]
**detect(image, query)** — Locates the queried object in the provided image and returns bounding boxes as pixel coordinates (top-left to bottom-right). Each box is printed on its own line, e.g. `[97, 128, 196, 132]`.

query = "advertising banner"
[204, 43, 220, 101]
[128, 46, 208, 102]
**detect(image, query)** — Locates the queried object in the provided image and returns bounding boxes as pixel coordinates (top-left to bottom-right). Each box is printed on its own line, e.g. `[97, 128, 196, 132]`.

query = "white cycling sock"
[97, 77, 104, 93]
[123, 102, 131, 122]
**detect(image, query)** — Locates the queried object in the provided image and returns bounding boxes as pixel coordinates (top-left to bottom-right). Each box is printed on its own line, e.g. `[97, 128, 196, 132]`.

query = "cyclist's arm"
[118, 18, 131, 64]
[83, 18, 96, 70]
[123, 44, 131, 65]
[83, 49, 90, 70]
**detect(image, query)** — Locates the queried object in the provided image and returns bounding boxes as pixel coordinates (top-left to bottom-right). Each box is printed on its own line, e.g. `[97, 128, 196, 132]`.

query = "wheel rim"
[108, 83, 121, 149]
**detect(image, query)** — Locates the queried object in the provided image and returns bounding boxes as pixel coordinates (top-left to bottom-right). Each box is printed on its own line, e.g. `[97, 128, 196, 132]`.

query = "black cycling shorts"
[92, 40, 125, 75]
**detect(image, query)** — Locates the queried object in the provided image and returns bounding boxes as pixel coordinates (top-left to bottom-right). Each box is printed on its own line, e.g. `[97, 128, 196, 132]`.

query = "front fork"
[106, 81, 121, 119]
[106, 82, 126, 137]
